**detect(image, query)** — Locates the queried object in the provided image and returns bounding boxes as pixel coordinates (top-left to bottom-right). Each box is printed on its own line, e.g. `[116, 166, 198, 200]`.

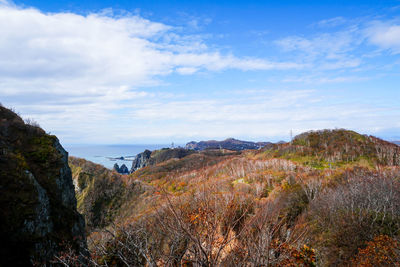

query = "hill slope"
[69, 156, 155, 232]
[259, 129, 400, 168]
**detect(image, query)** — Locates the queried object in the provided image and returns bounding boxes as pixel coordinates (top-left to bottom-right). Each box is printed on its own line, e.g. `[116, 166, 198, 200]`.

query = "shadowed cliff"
[0, 106, 87, 266]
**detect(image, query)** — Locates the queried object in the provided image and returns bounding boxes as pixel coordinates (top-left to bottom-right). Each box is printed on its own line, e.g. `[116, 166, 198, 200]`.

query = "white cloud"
[0, 0, 10, 5]
[315, 17, 346, 28]
[0, 3, 305, 143]
[283, 75, 369, 84]
[1, 3, 398, 144]
[176, 67, 198, 75]
[62, 88, 398, 143]
[129, 90, 317, 122]
[277, 18, 400, 71]
[0, 4, 297, 96]
[365, 21, 400, 53]
[277, 31, 357, 56]
[275, 27, 364, 71]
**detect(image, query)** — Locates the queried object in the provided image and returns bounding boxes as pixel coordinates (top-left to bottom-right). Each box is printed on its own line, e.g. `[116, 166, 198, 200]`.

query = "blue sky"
[1, 0, 400, 144]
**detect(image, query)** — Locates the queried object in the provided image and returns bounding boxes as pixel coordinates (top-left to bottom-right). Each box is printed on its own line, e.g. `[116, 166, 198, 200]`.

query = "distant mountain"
[185, 138, 272, 151]
[392, 141, 400, 146]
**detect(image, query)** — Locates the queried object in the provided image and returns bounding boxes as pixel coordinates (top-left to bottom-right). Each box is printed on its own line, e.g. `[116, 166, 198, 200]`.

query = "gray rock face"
[130, 149, 152, 172]
[54, 138, 78, 209]
[23, 170, 53, 238]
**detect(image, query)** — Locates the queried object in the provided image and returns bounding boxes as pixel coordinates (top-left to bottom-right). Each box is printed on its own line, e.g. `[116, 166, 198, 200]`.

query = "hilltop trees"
[306, 168, 400, 265]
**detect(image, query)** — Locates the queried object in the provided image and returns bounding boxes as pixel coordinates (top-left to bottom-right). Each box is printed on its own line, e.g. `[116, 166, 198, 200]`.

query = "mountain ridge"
[185, 137, 272, 151]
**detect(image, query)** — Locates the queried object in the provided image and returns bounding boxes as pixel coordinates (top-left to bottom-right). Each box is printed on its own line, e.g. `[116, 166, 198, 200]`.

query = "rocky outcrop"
[130, 149, 152, 172]
[113, 163, 129, 174]
[119, 164, 129, 174]
[0, 106, 87, 266]
[113, 163, 120, 172]
[130, 148, 195, 173]
[185, 138, 271, 151]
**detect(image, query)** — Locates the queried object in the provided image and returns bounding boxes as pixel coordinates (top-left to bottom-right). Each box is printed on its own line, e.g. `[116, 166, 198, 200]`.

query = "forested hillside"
[63, 129, 400, 266]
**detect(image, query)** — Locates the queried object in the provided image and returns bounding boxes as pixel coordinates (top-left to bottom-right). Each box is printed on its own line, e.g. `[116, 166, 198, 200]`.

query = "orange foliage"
[351, 235, 400, 266]
[280, 244, 316, 267]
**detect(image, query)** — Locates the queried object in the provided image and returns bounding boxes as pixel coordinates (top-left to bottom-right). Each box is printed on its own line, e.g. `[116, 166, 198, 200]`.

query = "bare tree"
[160, 185, 252, 266]
[228, 197, 309, 266]
[308, 169, 400, 265]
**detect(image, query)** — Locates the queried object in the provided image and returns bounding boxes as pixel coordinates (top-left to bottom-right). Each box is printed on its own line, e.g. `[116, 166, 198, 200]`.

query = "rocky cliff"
[185, 138, 271, 151]
[130, 149, 152, 172]
[0, 106, 87, 266]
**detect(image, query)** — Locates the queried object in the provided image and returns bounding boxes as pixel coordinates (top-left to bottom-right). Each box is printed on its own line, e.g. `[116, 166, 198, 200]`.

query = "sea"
[64, 144, 170, 169]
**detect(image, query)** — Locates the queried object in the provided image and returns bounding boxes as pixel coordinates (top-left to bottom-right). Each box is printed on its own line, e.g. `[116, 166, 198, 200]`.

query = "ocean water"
[64, 144, 169, 169]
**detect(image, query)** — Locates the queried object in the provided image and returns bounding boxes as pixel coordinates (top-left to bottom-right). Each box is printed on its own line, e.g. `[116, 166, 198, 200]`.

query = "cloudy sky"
[1, 0, 400, 144]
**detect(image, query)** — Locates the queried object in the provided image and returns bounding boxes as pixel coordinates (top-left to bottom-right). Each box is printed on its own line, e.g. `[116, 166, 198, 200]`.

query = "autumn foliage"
[351, 235, 400, 266]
